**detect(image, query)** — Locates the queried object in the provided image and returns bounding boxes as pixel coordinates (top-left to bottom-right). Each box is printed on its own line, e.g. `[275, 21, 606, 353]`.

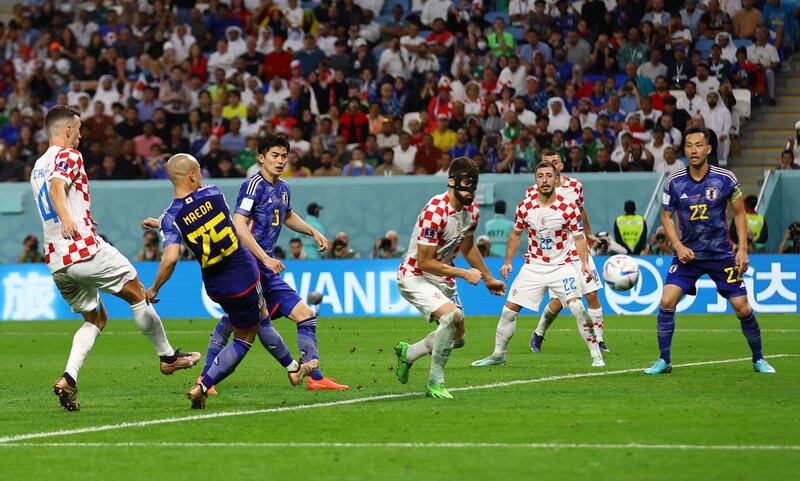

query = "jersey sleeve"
[727, 172, 743, 204]
[575, 181, 585, 208]
[514, 200, 527, 232]
[159, 209, 182, 247]
[48, 148, 82, 186]
[285, 183, 292, 213]
[235, 179, 260, 218]
[567, 204, 584, 237]
[416, 201, 447, 247]
[466, 205, 480, 235]
[662, 177, 677, 212]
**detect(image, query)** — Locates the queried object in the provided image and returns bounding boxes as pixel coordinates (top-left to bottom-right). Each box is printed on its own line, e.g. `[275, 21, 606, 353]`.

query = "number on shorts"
[724, 266, 743, 283]
[562, 277, 576, 293]
[37, 183, 58, 222]
[449, 293, 463, 310]
[186, 212, 239, 268]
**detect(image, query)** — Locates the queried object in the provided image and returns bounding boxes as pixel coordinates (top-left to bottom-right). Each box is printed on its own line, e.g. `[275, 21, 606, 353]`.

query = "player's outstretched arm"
[417, 244, 481, 285]
[284, 211, 328, 253]
[731, 196, 750, 274]
[460, 235, 506, 296]
[232, 213, 285, 274]
[147, 244, 181, 303]
[48, 177, 78, 239]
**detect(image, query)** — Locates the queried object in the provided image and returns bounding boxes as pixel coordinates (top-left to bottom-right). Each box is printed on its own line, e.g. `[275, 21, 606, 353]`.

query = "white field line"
[0, 354, 797, 445]
[2, 328, 799, 336]
[0, 441, 797, 451]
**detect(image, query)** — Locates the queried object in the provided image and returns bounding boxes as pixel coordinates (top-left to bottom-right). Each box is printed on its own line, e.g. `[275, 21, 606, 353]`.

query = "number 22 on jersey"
[689, 204, 709, 221]
[187, 212, 238, 268]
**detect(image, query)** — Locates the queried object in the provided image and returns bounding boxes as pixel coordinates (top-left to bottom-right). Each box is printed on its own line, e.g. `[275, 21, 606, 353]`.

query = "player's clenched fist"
[463, 268, 482, 285]
[676, 244, 695, 264]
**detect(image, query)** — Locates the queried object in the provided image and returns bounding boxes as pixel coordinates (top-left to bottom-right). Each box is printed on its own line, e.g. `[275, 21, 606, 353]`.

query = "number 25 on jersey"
[187, 213, 238, 268]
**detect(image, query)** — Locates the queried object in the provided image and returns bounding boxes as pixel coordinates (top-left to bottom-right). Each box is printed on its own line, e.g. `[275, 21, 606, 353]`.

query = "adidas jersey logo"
[680, 194, 689, 199]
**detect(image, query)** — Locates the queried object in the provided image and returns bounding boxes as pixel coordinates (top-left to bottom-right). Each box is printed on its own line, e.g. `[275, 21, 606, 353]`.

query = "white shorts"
[572, 255, 603, 295]
[508, 263, 582, 312]
[52, 245, 138, 313]
[397, 275, 460, 322]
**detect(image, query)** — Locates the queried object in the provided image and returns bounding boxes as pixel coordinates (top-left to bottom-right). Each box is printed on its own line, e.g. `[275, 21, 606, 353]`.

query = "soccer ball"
[602, 255, 640, 291]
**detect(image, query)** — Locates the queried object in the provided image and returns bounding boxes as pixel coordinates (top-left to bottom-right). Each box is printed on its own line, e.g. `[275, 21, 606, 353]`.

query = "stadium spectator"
[620, 142, 654, 172]
[779, 222, 800, 254]
[776, 149, 800, 170]
[656, 145, 685, 175]
[137, 230, 162, 261]
[643, 226, 673, 255]
[746, 26, 780, 105]
[289, 238, 307, 260]
[375, 148, 404, 176]
[18, 234, 41, 263]
[704, 91, 732, 165]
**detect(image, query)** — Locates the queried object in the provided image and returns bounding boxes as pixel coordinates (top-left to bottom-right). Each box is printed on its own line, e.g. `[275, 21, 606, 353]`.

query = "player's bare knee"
[548, 297, 564, 313]
[289, 302, 315, 322]
[234, 325, 258, 343]
[504, 301, 522, 312]
[730, 297, 752, 318]
[119, 278, 146, 305]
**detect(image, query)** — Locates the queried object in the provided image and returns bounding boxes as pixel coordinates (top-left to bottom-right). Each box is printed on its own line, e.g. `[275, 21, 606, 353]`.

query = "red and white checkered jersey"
[514, 192, 583, 266]
[526, 175, 584, 208]
[30, 145, 103, 273]
[399, 192, 480, 283]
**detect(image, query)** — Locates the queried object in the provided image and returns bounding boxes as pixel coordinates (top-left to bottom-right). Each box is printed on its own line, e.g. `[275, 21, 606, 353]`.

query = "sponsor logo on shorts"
[669, 264, 678, 273]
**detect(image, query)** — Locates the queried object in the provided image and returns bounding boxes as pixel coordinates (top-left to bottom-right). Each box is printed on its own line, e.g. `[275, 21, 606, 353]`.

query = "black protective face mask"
[449, 174, 479, 205]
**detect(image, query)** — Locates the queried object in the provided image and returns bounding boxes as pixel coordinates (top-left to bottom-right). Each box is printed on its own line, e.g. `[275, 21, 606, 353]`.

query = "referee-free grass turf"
[0, 314, 798, 481]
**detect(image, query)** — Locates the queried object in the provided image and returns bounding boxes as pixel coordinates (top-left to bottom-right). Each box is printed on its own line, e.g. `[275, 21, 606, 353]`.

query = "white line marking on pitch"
[1, 441, 798, 451]
[2, 328, 799, 336]
[0, 354, 797, 445]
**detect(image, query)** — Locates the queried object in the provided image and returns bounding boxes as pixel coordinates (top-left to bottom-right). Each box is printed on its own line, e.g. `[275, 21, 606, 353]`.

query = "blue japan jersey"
[662, 166, 743, 260]
[160, 185, 259, 299]
[235, 173, 291, 257]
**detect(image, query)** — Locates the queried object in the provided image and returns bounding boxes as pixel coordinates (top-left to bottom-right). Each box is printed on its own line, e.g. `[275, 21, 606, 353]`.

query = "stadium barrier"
[1, 255, 796, 321]
[758, 170, 800, 253]
[0, 173, 661, 263]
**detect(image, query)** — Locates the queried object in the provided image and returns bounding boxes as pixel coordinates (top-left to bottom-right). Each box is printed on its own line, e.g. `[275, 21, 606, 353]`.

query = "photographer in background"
[779, 222, 800, 254]
[644, 226, 673, 255]
[373, 230, 404, 258]
[591, 231, 627, 256]
[136, 230, 162, 261]
[18, 234, 41, 263]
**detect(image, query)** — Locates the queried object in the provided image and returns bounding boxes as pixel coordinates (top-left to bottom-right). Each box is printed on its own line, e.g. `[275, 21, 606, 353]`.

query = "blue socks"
[738, 310, 763, 362]
[201, 316, 233, 378]
[297, 317, 324, 380]
[258, 319, 295, 368]
[202, 337, 251, 389]
[656, 307, 676, 364]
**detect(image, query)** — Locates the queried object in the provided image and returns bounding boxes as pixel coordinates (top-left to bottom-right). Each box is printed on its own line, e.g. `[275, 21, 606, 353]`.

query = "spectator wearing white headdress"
[92, 75, 120, 116]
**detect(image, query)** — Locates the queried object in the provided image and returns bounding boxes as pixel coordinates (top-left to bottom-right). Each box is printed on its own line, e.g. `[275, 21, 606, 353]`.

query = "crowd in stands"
[0, 0, 797, 182]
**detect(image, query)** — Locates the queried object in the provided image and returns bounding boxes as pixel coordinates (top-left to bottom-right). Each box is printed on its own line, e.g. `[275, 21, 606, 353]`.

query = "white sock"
[286, 360, 299, 372]
[493, 307, 518, 358]
[131, 300, 174, 357]
[429, 311, 460, 385]
[587, 307, 604, 342]
[567, 300, 601, 359]
[64, 322, 101, 382]
[407, 331, 435, 362]
[534, 306, 558, 336]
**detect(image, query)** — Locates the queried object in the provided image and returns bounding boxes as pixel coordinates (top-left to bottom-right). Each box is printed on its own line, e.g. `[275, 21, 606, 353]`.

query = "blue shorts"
[259, 262, 302, 319]
[215, 282, 265, 328]
[665, 256, 747, 299]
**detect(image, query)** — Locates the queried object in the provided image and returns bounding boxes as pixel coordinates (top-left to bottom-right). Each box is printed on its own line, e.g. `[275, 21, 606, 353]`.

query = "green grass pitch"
[0, 314, 798, 480]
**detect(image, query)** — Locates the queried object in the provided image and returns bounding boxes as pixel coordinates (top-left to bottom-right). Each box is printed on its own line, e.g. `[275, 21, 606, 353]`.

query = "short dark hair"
[535, 161, 557, 174]
[258, 134, 290, 155]
[494, 200, 507, 214]
[744, 195, 758, 210]
[44, 105, 80, 133]
[684, 125, 710, 142]
[289, 237, 302, 245]
[539, 149, 561, 162]
[448, 156, 479, 176]
[782, 149, 794, 160]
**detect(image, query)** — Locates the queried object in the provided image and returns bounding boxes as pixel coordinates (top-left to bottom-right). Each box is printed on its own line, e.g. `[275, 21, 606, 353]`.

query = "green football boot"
[426, 383, 454, 399]
[394, 342, 412, 384]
